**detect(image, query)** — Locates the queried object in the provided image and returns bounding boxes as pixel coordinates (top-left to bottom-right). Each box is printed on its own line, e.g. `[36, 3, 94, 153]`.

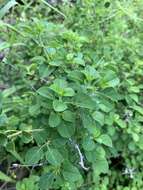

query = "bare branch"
[69, 138, 89, 171]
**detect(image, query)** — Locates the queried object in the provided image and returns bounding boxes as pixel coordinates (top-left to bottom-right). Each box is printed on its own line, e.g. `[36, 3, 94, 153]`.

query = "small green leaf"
[25, 147, 43, 165]
[74, 93, 97, 109]
[49, 112, 61, 128]
[39, 64, 54, 78]
[85, 145, 105, 163]
[82, 137, 95, 151]
[62, 110, 75, 122]
[93, 158, 109, 174]
[53, 100, 67, 112]
[131, 105, 143, 115]
[0, 133, 7, 146]
[82, 65, 99, 81]
[96, 134, 112, 147]
[6, 142, 24, 163]
[99, 100, 114, 113]
[81, 112, 100, 137]
[29, 105, 40, 116]
[21, 132, 33, 144]
[73, 57, 85, 66]
[46, 148, 63, 166]
[50, 79, 67, 96]
[64, 88, 75, 97]
[37, 86, 53, 99]
[16, 176, 39, 190]
[115, 119, 126, 128]
[0, 113, 8, 126]
[0, 42, 10, 51]
[49, 60, 62, 66]
[132, 133, 139, 142]
[101, 70, 120, 88]
[101, 88, 121, 101]
[39, 173, 54, 190]
[33, 129, 49, 145]
[92, 111, 104, 126]
[138, 135, 143, 150]
[0, 171, 13, 182]
[57, 122, 75, 138]
[2, 86, 16, 97]
[67, 70, 84, 82]
[62, 161, 82, 182]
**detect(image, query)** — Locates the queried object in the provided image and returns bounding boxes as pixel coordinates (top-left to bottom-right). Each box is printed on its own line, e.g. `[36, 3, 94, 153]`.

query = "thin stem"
[7, 129, 45, 138]
[40, 0, 66, 19]
[0, 182, 8, 190]
[7, 131, 22, 138]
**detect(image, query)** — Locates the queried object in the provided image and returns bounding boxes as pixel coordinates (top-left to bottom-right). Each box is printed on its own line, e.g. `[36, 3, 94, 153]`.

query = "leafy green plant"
[0, 0, 143, 189]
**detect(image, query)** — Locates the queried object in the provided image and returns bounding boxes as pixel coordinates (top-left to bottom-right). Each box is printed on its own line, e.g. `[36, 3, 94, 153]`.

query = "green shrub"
[0, 0, 143, 189]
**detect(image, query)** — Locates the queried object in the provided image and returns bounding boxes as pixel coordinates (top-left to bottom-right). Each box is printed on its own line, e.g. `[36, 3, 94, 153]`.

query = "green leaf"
[82, 65, 99, 81]
[49, 112, 61, 128]
[50, 79, 75, 97]
[101, 88, 121, 101]
[81, 112, 100, 137]
[0, 171, 13, 182]
[6, 142, 24, 163]
[39, 173, 55, 190]
[92, 111, 105, 126]
[129, 94, 138, 103]
[0, 133, 7, 146]
[33, 129, 49, 145]
[107, 78, 120, 87]
[57, 122, 75, 138]
[0, 42, 10, 51]
[49, 60, 62, 66]
[96, 134, 112, 147]
[105, 112, 114, 126]
[138, 135, 143, 150]
[25, 147, 43, 165]
[132, 133, 139, 142]
[93, 158, 109, 174]
[37, 86, 53, 99]
[21, 132, 33, 144]
[62, 161, 82, 182]
[46, 148, 63, 166]
[129, 86, 140, 93]
[115, 119, 126, 128]
[2, 86, 16, 97]
[39, 64, 54, 78]
[50, 79, 67, 95]
[99, 99, 114, 113]
[82, 136, 95, 151]
[0, 0, 17, 19]
[62, 110, 75, 122]
[101, 70, 120, 88]
[73, 53, 85, 66]
[29, 104, 40, 116]
[131, 105, 143, 115]
[64, 88, 75, 97]
[85, 145, 105, 163]
[16, 176, 39, 190]
[67, 70, 84, 83]
[74, 93, 97, 109]
[73, 57, 85, 66]
[53, 100, 67, 112]
[0, 113, 8, 126]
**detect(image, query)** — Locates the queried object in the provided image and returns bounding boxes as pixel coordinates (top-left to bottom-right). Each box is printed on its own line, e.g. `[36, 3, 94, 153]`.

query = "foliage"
[0, 0, 143, 189]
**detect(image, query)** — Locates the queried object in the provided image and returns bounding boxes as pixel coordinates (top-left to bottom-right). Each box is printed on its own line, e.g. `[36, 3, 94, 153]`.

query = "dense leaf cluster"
[0, 0, 143, 189]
